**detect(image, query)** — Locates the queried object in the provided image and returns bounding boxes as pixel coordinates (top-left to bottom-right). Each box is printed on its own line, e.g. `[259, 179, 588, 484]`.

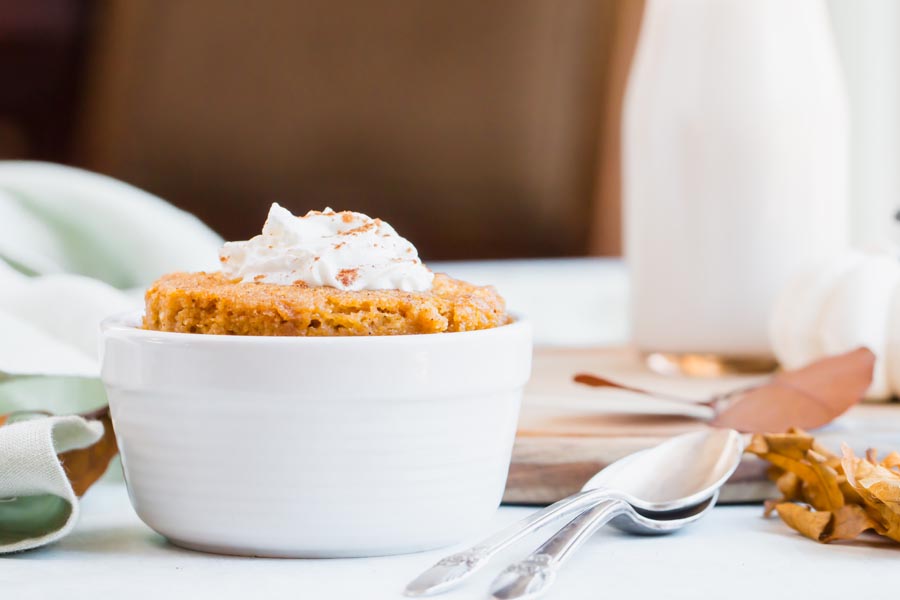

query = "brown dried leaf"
[842, 444, 900, 542]
[775, 503, 831, 541]
[575, 348, 874, 433]
[826, 505, 878, 541]
[712, 348, 874, 432]
[776, 471, 802, 501]
[752, 436, 900, 545]
[748, 432, 816, 461]
[747, 444, 842, 512]
[803, 450, 845, 511]
[881, 452, 900, 470]
[774, 503, 876, 543]
[745, 434, 770, 456]
[756, 452, 820, 483]
[838, 477, 864, 506]
[866, 480, 900, 504]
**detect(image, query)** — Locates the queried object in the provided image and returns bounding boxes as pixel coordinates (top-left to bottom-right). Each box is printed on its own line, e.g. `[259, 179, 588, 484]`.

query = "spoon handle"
[404, 488, 608, 596]
[490, 499, 627, 600]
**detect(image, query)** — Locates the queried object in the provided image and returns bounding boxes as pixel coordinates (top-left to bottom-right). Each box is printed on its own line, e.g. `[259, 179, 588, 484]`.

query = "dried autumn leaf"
[774, 502, 876, 543]
[775, 471, 801, 501]
[750, 433, 900, 545]
[842, 444, 900, 542]
[762, 453, 826, 495]
[575, 348, 874, 433]
[775, 503, 831, 541]
[828, 505, 878, 541]
[747, 432, 815, 461]
[881, 452, 900, 470]
[837, 477, 864, 506]
[803, 450, 845, 511]
[711, 348, 874, 432]
[866, 480, 900, 504]
[748, 435, 844, 512]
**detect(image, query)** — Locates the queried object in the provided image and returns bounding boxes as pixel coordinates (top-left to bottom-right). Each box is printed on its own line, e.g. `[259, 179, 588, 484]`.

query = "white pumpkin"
[770, 245, 900, 400]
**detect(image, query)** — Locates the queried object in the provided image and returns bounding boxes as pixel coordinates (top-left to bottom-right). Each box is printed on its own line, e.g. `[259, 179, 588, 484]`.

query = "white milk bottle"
[623, 0, 849, 375]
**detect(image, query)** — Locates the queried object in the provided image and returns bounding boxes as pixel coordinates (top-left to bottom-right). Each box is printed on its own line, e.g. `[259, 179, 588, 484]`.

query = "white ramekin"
[100, 313, 532, 557]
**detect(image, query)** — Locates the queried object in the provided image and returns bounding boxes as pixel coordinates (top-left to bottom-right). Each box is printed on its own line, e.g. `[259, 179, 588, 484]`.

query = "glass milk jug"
[623, 0, 849, 374]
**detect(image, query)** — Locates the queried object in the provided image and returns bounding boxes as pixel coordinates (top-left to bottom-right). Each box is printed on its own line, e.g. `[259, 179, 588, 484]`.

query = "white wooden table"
[4, 259, 896, 599]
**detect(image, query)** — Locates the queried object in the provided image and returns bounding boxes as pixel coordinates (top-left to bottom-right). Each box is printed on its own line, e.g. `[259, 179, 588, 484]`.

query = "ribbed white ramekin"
[100, 313, 531, 557]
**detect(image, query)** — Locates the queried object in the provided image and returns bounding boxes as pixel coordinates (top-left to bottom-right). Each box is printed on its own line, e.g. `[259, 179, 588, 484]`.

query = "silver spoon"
[405, 429, 742, 596]
[490, 493, 718, 600]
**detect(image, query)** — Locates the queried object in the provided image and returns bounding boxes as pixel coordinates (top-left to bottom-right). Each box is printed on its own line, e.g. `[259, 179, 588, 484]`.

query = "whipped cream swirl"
[219, 204, 433, 292]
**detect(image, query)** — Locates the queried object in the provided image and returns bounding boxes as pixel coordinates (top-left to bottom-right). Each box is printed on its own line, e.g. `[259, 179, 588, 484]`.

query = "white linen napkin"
[0, 161, 223, 551]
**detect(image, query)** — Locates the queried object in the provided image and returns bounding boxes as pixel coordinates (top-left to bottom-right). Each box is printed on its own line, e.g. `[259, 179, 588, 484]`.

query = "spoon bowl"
[583, 428, 743, 512]
[609, 491, 718, 535]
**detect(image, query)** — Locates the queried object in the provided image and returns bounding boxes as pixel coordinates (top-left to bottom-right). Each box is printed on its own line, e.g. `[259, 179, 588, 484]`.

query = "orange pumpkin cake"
[143, 271, 508, 336]
[142, 204, 509, 336]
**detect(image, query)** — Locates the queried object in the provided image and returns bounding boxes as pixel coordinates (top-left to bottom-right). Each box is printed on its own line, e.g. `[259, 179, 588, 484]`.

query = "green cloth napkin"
[0, 161, 223, 551]
[0, 415, 103, 552]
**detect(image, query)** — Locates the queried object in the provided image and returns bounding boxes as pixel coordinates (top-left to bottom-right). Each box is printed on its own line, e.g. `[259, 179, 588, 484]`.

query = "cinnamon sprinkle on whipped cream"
[219, 204, 434, 292]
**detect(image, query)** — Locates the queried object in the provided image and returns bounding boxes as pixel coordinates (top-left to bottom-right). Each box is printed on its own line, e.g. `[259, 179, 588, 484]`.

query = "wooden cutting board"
[503, 347, 900, 505]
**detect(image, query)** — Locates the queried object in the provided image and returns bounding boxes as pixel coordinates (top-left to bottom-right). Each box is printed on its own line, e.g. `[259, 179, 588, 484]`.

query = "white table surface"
[4, 258, 896, 599]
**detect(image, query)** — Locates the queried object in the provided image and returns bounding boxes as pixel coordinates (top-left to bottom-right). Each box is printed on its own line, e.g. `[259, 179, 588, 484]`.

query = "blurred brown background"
[0, 0, 643, 259]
